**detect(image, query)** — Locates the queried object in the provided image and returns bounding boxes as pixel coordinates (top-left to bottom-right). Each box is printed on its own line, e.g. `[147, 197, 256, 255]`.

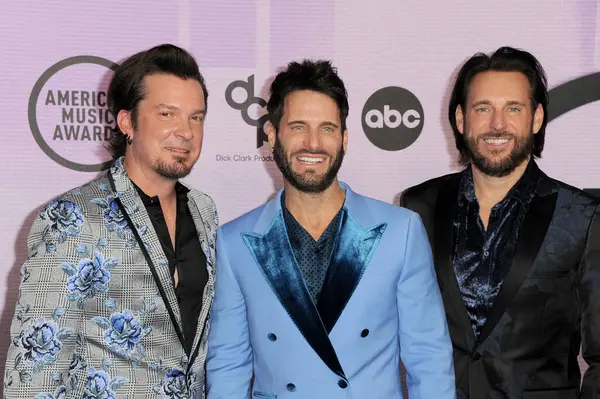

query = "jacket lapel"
[241, 193, 346, 379]
[476, 175, 557, 345]
[434, 176, 477, 348]
[107, 158, 185, 347]
[317, 190, 387, 334]
[185, 191, 217, 371]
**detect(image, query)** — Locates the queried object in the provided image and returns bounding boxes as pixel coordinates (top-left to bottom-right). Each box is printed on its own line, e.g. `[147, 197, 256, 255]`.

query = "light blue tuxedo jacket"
[206, 182, 455, 398]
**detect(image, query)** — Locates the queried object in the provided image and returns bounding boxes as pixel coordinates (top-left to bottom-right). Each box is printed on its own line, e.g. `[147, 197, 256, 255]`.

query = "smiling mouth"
[297, 156, 326, 164]
[166, 147, 190, 154]
[482, 137, 512, 145]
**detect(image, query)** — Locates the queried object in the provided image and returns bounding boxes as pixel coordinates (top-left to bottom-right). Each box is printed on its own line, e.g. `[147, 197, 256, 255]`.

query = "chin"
[294, 163, 328, 173]
[154, 160, 194, 180]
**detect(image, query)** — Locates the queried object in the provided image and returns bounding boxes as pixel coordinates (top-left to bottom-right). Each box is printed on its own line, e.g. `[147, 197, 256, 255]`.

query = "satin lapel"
[242, 212, 346, 379]
[107, 160, 185, 346]
[185, 192, 217, 370]
[476, 181, 557, 345]
[434, 177, 476, 347]
[317, 210, 387, 333]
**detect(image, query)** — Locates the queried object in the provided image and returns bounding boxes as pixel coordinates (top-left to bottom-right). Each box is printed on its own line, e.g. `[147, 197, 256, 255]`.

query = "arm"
[579, 205, 600, 398]
[3, 200, 86, 398]
[206, 228, 253, 398]
[397, 212, 456, 399]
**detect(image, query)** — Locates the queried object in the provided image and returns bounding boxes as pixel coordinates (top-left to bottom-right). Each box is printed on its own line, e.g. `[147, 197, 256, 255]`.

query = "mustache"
[478, 131, 515, 139]
[164, 142, 193, 149]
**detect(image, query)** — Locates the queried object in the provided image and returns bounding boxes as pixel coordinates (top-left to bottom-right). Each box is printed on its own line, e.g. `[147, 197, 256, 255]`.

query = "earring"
[125, 135, 133, 145]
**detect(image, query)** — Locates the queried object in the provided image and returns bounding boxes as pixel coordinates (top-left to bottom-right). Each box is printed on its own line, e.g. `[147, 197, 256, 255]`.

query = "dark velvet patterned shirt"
[282, 193, 343, 305]
[453, 160, 540, 337]
[134, 182, 208, 356]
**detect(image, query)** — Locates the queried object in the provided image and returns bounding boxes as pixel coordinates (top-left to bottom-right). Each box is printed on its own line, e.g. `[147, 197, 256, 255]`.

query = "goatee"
[273, 140, 344, 193]
[464, 130, 533, 177]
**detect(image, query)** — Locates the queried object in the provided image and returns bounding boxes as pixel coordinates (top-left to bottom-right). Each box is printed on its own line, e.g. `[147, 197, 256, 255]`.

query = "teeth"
[483, 138, 510, 145]
[168, 148, 188, 153]
[298, 157, 324, 164]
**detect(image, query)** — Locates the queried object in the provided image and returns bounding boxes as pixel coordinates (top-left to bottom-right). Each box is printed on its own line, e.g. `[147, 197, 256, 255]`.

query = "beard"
[153, 155, 193, 180]
[463, 125, 534, 178]
[273, 139, 345, 194]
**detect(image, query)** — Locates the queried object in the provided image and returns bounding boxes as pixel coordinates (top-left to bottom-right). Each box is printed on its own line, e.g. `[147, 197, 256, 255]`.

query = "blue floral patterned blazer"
[3, 157, 218, 399]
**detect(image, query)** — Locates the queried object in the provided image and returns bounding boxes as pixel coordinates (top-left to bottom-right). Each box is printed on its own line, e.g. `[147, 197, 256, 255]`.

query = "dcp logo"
[225, 75, 268, 149]
[362, 86, 424, 151]
[28, 56, 119, 172]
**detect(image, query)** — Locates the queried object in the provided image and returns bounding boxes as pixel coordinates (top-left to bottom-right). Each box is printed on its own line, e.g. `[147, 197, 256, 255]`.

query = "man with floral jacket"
[3, 44, 218, 398]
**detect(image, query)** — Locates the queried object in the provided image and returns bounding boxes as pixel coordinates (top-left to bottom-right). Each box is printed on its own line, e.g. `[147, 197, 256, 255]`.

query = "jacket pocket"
[253, 391, 277, 399]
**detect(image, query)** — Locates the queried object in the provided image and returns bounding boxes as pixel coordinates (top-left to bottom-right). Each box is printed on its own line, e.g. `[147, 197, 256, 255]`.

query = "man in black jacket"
[400, 46, 600, 399]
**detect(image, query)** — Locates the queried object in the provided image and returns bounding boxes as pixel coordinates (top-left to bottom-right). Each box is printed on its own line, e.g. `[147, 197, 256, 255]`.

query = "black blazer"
[400, 167, 600, 399]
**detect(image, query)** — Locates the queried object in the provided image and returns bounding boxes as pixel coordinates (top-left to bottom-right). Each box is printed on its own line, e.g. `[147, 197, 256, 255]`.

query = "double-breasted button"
[360, 329, 369, 337]
[287, 383, 296, 392]
[338, 379, 348, 389]
[267, 333, 277, 341]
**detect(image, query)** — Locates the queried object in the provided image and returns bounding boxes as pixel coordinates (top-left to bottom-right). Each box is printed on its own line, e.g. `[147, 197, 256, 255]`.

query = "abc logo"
[362, 86, 424, 151]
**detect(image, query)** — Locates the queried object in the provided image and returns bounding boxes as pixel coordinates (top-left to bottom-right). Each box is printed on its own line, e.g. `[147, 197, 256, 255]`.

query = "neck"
[284, 179, 346, 226]
[471, 157, 531, 207]
[123, 154, 177, 202]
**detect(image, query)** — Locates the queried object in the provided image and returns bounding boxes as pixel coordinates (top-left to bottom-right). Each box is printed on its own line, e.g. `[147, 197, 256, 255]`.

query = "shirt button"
[483, 251, 489, 257]
[267, 333, 277, 341]
[338, 379, 348, 389]
[286, 383, 296, 392]
[360, 329, 369, 338]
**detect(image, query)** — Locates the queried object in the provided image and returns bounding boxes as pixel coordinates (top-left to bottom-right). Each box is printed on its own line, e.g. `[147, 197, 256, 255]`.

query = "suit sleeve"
[579, 204, 600, 398]
[206, 228, 253, 398]
[3, 202, 85, 398]
[397, 212, 456, 399]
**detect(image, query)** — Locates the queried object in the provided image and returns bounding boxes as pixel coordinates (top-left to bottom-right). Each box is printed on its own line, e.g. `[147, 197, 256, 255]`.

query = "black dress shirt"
[282, 193, 343, 305]
[453, 160, 540, 337]
[134, 182, 208, 356]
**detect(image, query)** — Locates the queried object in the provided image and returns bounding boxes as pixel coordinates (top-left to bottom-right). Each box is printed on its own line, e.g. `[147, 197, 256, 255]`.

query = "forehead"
[467, 71, 531, 103]
[282, 90, 340, 121]
[141, 73, 205, 107]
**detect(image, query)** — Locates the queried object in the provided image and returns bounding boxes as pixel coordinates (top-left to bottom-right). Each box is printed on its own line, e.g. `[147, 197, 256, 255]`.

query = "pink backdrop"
[2, 0, 600, 386]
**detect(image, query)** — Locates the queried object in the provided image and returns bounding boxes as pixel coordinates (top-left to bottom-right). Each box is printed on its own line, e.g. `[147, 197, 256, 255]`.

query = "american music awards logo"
[28, 56, 119, 172]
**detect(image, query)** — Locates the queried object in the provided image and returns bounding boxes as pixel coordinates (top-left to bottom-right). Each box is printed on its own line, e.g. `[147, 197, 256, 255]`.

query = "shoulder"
[187, 187, 219, 223]
[353, 193, 417, 223]
[26, 176, 109, 255]
[220, 202, 269, 238]
[401, 172, 461, 202]
[544, 175, 600, 210]
[187, 187, 217, 209]
[37, 175, 110, 220]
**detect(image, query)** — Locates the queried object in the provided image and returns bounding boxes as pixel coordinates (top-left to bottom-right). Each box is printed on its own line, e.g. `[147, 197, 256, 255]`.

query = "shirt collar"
[281, 191, 343, 244]
[132, 181, 190, 207]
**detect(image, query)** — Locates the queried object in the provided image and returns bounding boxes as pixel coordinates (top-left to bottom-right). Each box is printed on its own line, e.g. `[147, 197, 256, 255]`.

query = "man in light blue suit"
[206, 60, 455, 399]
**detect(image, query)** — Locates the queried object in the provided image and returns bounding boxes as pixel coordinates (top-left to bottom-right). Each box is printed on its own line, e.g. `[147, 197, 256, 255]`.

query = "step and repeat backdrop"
[1, 0, 599, 385]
